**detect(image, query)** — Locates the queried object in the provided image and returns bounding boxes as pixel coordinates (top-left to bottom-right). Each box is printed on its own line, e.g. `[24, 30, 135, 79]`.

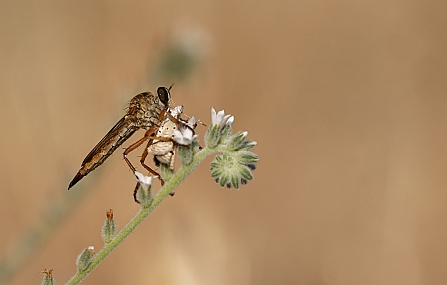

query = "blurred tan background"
[1, 1, 447, 285]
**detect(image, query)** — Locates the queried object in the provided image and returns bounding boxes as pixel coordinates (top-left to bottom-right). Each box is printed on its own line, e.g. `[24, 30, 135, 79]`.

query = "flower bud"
[240, 140, 257, 151]
[227, 131, 248, 151]
[76, 246, 95, 272]
[236, 151, 259, 166]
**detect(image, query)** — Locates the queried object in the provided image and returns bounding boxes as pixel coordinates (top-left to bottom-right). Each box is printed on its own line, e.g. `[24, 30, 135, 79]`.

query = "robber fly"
[68, 86, 173, 190]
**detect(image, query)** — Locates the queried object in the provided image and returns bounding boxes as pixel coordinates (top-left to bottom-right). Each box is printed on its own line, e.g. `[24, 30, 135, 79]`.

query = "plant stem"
[65, 147, 215, 285]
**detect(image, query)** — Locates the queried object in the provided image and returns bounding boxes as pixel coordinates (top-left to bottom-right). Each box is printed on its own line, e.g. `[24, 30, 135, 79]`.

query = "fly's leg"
[133, 183, 141, 204]
[123, 127, 158, 172]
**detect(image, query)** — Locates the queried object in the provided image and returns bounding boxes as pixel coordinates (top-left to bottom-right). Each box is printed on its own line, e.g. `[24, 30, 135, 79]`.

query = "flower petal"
[135, 171, 157, 186]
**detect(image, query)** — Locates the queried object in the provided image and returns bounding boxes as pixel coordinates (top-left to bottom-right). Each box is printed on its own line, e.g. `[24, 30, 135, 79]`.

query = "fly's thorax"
[127, 92, 168, 128]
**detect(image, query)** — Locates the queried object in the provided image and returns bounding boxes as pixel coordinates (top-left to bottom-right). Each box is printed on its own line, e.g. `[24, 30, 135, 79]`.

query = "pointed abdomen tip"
[68, 172, 84, 190]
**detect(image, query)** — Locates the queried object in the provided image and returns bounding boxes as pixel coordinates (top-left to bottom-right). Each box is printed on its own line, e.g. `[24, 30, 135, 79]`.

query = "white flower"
[225, 116, 234, 127]
[211, 108, 233, 127]
[173, 127, 198, 145]
[135, 172, 157, 188]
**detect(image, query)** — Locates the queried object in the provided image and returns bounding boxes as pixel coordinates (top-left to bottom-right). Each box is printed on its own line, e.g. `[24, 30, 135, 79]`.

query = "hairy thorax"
[127, 92, 167, 129]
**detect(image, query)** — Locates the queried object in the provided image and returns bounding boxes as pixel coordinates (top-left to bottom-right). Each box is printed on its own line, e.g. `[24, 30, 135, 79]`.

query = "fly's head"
[157, 86, 171, 108]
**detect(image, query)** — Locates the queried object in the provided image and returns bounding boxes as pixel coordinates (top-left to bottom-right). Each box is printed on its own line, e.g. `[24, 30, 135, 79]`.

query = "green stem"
[65, 147, 215, 285]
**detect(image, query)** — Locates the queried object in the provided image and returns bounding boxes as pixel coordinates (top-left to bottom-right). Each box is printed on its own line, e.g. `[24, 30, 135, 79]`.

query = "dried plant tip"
[41, 268, 53, 276]
[102, 210, 116, 244]
[41, 268, 56, 285]
[106, 209, 113, 221]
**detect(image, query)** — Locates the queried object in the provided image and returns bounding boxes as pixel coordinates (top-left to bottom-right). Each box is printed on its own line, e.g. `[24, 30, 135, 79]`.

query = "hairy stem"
[66, 146, 215, 285]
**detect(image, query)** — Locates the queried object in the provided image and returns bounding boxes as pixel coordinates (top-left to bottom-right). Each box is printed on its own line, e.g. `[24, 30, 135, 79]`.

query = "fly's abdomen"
[68, 117, 137, 189]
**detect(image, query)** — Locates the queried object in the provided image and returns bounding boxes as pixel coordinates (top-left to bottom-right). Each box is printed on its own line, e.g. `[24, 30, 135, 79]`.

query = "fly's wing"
[68, 116, 138, 189]
[81, 116, 134, 165]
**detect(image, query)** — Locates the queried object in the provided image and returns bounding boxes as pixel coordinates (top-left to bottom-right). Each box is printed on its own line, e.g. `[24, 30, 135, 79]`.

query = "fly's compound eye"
[157, 87, 171, 105]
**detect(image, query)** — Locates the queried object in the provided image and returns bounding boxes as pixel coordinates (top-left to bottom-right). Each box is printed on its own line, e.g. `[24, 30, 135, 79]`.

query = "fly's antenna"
[166, 83, 175, 108]
[168, 82, 175, 91]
